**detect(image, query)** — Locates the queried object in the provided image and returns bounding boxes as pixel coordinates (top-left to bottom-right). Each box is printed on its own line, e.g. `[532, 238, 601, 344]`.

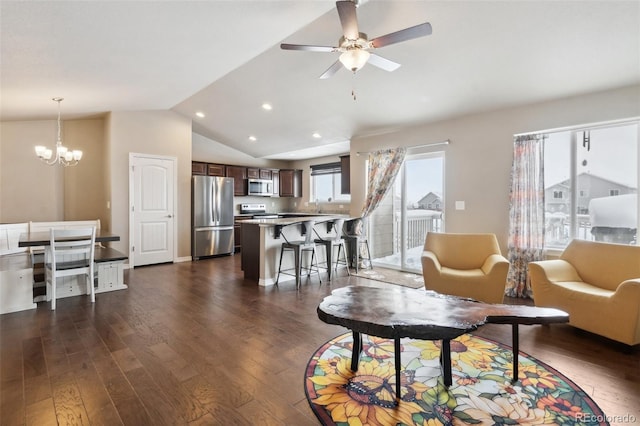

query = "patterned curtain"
[360, 147, 407, 217]
[345, 147, 406, 240]
[505, 134, 546, 298]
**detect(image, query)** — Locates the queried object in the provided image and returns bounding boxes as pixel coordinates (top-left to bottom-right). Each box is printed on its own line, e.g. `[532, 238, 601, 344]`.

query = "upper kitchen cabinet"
[192, 162, 207, 175]
[226, 165, 247, 195]
[207, 163, 226, 177]
[247, 168, 273, 180]
[340, 155, 350, 194]
[192, 161, 225, 177]
[279, 169, 302, 197]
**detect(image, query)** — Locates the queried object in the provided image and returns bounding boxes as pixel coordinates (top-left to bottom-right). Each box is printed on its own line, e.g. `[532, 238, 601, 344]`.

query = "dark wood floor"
[1, 255, 638, 425]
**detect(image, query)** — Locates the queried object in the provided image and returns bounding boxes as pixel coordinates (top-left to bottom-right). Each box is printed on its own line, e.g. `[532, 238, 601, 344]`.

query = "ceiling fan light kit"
[281, 0, 432, 79]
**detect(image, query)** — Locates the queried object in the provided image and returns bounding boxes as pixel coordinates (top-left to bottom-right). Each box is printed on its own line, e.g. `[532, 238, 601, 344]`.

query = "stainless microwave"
[247, 178, 273, 196]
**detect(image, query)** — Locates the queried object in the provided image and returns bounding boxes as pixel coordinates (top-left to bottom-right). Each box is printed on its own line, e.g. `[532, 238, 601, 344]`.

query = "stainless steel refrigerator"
[192, 175, 235, 259]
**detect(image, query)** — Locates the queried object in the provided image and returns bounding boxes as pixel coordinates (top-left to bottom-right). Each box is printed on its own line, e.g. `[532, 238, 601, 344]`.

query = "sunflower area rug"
[305, 333, 608, 426]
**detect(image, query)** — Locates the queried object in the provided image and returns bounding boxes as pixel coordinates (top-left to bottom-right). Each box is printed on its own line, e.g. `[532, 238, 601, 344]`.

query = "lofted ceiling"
[2, 1, 639, 160]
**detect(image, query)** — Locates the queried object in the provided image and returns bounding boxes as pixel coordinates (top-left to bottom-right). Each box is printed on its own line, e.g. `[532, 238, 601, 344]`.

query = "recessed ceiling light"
[262, 103, 272, 111]
[248, 136, 257, 142]
[195, 111, 205, 118]
[312, 132, 322, 139]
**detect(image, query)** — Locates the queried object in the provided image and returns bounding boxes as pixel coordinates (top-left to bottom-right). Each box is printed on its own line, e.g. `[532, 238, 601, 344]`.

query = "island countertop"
[237, 214, 352, 226]
[239, 214, 356, 286]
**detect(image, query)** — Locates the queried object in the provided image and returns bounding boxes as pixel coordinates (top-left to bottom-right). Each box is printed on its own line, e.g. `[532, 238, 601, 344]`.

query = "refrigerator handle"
[211, 179, 217, 224]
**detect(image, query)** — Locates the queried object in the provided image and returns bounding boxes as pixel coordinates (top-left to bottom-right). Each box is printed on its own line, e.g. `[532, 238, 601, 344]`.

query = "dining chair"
[45, 227, 96, 310]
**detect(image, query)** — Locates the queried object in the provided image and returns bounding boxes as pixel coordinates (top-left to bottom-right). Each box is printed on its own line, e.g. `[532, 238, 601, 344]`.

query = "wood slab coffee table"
[317, 285, 568, 400]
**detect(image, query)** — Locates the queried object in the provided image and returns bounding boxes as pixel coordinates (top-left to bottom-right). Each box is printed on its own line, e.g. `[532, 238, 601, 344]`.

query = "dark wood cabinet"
[248, 168, 273, 180]
[225, 165, 247, 196]
[207, 163, 225, 177]
[193, 162, 285, 197]
[279, 169, 302, 197]
[233, 219, 242, 253]
[259, 169, 272, 180]
[340, 155, 350, 194]
[247, 168, 260, 179]
[192, 162, 207, 175]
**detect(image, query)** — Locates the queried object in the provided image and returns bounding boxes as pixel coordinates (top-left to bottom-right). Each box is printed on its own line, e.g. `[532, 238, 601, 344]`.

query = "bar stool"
[344, 218, 373, 273]
[314, 219, 350, 279]
[275, 220, 322, 286]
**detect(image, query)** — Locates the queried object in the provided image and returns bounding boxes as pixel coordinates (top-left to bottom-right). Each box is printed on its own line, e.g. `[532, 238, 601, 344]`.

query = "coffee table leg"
[394, 337, 401, 400]
[441, 339, 452, 387]
[351, 331, 362, 371]
[512, 324, 519, 382]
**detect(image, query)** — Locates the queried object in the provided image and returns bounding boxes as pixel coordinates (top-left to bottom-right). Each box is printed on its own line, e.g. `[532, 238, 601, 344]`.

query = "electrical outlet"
[455, 201, 465, 210]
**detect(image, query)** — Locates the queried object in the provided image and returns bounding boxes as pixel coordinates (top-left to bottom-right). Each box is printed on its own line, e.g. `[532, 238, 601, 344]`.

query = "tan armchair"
[421, 232, 509, 304]
[529, 239, 640, 346]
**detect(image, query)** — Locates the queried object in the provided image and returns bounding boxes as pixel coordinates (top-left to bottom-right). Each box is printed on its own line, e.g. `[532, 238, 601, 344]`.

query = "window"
[369, 151, 444, 272]
[544, 121, 638, 248]
[310, 162, 350, 202]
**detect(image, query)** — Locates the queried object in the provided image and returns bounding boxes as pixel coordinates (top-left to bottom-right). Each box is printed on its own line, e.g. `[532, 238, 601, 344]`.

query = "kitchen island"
[240, 214, 352, 286]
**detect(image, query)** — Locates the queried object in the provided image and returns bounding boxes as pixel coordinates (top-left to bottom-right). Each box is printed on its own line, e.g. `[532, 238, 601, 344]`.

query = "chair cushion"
[561, 239, 640, 291]
[424, 233, 502, 270]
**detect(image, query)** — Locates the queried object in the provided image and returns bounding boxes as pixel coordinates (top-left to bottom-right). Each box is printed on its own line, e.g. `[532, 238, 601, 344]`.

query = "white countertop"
[237, 214, 352, 226]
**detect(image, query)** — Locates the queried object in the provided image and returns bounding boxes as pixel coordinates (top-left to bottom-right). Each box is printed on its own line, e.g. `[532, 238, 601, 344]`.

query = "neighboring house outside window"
[543, 122, 638, 249]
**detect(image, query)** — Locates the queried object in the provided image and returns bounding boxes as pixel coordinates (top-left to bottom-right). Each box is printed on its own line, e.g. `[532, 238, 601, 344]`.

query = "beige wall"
[349, 84, 640, 254]
[107, 111, 192, 260]
[63, 119, 107, 223]
[0, 119, 106, 224]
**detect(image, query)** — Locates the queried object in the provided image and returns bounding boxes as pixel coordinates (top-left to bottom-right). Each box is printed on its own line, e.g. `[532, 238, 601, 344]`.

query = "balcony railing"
[392, 210, 443, 254]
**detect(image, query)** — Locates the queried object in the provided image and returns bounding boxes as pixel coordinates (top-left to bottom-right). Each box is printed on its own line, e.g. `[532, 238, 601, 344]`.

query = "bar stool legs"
[315, 239, 351, 279]
[346, 236, 373, 273]
[275, 243, 322, 286]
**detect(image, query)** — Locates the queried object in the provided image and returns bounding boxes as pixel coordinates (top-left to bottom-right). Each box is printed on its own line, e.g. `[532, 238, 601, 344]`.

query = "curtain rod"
[514, 117, 639, 137]
[356, 140, 450, 156]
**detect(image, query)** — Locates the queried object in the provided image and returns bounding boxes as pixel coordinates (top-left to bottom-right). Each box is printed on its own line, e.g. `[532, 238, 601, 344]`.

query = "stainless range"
[240, 203, 279, 219]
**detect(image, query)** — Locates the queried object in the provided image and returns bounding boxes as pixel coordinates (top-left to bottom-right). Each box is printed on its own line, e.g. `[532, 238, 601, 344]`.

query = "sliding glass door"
[369, 151, 444, 272]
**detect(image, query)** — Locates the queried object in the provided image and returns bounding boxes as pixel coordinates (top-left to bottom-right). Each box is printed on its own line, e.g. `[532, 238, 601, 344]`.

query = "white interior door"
[130, 154, 176, 267]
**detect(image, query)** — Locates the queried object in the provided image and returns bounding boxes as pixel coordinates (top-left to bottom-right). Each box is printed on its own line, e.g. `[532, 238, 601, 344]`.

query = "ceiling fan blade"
[319, 60, 343, 79]
[370, 22, 432, 48]
[336, 1, 360, 40]
[280, 43, 337, 53]
[367, 54, 401, 72]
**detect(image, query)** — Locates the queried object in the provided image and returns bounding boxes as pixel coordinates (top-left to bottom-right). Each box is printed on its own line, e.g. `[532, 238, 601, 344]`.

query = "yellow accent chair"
[529, 239, 640, 346]
[421, 232, 510, 304]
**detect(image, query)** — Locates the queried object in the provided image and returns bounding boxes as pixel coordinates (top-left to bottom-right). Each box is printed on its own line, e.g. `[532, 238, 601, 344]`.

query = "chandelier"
[35, 98, 83, 166]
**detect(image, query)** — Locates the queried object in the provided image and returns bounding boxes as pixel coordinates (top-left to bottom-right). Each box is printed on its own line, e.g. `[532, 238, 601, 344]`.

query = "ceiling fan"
[280, 0, 432, 79]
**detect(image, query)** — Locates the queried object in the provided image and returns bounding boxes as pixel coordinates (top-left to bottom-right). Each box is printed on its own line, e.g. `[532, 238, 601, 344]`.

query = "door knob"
[166, 214, 173, 218]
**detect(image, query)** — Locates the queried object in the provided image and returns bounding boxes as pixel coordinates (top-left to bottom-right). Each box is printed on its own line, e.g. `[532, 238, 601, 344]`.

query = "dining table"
[18, 230, 120, 247]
